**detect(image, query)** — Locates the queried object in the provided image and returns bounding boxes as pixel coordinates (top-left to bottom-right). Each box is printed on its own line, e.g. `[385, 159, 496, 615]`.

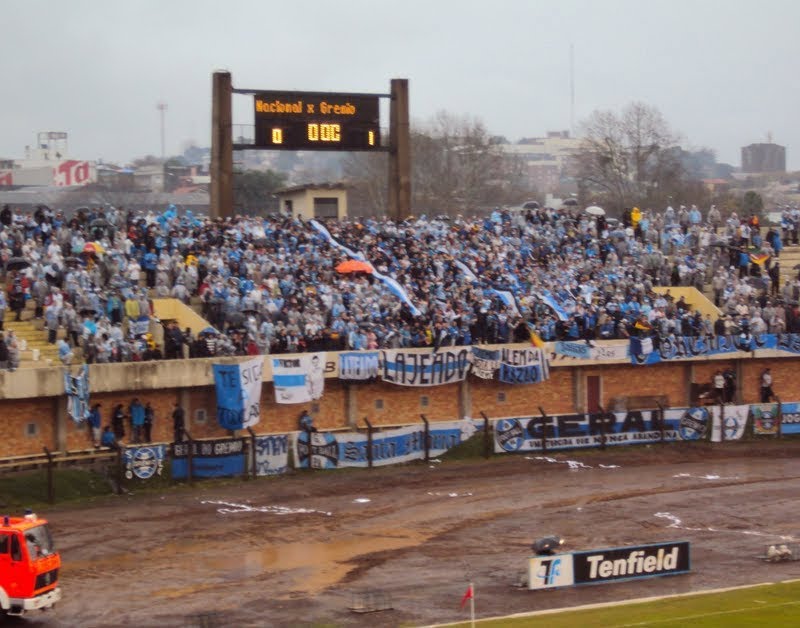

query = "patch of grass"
[0, 469, 114, 510]
[448, 580, 800, 627]
[440, 433, 491, 461]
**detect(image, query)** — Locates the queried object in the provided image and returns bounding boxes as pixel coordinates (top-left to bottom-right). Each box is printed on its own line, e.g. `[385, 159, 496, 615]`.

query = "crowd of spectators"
[1, 200, 799, 366]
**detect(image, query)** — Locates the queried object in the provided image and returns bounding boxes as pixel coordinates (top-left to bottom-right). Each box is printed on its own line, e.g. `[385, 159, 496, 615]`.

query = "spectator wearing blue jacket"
[129, 398, 146, 443]
[101, 425, 119, 450]
[142, 248, 158, 288]
[88, 403, 102, 447]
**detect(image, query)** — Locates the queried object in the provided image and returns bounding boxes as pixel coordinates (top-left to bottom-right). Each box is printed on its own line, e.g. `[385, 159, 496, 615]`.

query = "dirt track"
[13, 441, 800, 627]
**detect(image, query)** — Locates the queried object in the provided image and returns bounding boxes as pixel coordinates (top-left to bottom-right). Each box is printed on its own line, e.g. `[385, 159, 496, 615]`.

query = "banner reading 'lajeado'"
[380, 348, 471, 386]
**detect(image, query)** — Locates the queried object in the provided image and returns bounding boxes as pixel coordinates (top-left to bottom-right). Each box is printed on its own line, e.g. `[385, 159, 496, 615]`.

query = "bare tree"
[574, 102, 683, 211]
[343, 111, 523, 218]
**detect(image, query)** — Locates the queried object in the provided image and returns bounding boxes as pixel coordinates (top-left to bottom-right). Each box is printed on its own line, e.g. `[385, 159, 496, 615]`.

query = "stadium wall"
[1, 352, 799, 458]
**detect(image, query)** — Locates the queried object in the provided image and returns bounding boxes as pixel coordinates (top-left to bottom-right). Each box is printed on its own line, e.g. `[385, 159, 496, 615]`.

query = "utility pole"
[157, 102, 168, 160]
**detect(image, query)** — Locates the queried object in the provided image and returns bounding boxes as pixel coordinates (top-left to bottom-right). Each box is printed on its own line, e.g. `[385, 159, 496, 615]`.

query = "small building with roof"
[275, 182, 348, 220]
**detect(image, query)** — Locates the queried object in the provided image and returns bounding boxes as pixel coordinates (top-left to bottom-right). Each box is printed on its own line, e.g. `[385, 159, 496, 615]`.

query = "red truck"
[0, 512, 61, 616]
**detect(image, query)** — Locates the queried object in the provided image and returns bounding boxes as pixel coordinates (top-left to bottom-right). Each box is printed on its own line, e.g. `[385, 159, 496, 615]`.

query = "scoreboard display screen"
[253, 91, 381, 151]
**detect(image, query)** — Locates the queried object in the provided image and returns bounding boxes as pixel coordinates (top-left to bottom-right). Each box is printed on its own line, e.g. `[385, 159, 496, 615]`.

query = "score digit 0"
[271, 128, 283, 144]
[307, 123, 341, 142]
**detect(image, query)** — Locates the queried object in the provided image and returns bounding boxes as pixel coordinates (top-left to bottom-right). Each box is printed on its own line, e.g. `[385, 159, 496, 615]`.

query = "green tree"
[233, 169, 287, 214]
[741, 190, 764, 216]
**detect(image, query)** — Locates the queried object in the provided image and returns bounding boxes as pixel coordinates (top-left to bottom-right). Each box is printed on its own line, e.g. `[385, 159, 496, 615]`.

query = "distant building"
[741, 143, 786, 174]
[275, 182, 348, 220]
[499, 131, 580, 194]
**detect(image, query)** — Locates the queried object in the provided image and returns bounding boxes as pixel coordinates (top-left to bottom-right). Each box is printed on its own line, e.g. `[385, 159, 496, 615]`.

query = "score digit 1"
[272, 128, 283, 145]
[368, 130, 375, 146]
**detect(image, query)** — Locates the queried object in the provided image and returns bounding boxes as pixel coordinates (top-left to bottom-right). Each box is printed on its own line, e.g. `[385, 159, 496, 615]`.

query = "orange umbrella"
[336, 260, 373, 274]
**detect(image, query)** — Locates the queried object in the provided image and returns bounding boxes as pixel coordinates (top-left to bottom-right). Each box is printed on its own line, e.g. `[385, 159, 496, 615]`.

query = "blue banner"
[498, 363, 547, 385]
[64, 364, 90, 423]
[212, 356, 264, 429]
[295, 420, 475, 469]
[554, 341, 592, 359]
[338, 351, 379, 381]
[172, 438, 246, 479]
[630, 334, 778, 365]
[123, 445, 166, 480]
[780, 402, 800, 435]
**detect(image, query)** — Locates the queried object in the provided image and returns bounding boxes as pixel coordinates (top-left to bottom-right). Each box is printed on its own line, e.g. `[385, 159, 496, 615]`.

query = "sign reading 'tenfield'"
[529, 541, 690, 590]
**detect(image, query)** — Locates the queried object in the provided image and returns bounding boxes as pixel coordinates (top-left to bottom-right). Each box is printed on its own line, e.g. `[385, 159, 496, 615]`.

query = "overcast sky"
[2, 0, 799, 168]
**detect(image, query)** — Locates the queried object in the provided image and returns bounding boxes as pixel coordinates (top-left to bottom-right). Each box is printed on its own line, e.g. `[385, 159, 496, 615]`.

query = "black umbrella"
[242, 308, 260, 317]
[90, 218, 110, 229]
[793, 264, 800, 270]
[562, 199, 579, 207]
[5, 257, 30, 272]
[64, 257, 82, 267]
[79, 307, 97, 316]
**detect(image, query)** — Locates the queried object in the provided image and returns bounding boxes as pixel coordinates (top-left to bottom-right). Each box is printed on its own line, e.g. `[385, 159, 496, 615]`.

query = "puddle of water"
[196, 529, 428, 597]
[654, 512, 796, 541]
[353, 498, 371, 504]
[426, 491, 473, 498]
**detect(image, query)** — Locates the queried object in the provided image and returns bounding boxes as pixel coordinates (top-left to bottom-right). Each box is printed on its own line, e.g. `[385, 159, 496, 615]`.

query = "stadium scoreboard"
[253, 91, 381, 151]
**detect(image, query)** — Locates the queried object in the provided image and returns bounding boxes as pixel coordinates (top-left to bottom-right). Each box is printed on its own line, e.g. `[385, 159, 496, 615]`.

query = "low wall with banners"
[294, 420, 475, 469]
[171, 438, 246, 479]
[528, 541, 691, 590]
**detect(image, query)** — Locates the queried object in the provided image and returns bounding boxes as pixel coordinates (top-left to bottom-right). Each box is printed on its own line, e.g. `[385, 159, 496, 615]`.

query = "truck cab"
[0, 512, 61, 616]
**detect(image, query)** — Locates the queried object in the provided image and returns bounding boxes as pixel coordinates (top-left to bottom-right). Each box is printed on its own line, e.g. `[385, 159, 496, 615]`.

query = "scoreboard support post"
[210, 71, 234, 219]
[388, 78, 410, 222]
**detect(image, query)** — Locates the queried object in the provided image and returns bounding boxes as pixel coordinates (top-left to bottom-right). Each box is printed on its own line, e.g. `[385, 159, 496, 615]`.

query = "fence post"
[720, 403, 725, 443]
[116, 447, 124, 495]
[364, 418, 373, 469]
[42, 447, 55, 504]
[479, 412, 490, 459]
[598, 405, 607, 450]
[538, 406, 549, 453]
[420, 415, 430, 462]
[656, 402, 666, 444]
[184, 430, 194, 486]
[776, 395, 783, 438]
[247, 427, 257, 479]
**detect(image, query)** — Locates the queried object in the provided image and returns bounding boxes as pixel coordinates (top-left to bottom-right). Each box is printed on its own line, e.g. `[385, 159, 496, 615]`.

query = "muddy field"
[14, 441, 800, 627]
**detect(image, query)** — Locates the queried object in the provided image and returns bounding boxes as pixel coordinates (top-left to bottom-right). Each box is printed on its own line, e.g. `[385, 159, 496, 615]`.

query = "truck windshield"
[24, 524, 54, 559]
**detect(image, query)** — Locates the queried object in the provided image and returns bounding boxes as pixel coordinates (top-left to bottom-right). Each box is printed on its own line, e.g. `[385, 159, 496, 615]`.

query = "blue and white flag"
[212, 356, 264, 430]
[254, 435, 289, 476]
[339, 351, 379, 381]
[370, 270, 423, 317]
[535, 291, 569, 321]
[453, 259, 479, 282]
[128, 316, 150, 336]
[310, 219, 421, 316]
[554, 341, 592, 359]
[491, 289, 521, 317]
[309, 219, 366, 261]
[470, 346, 500, 379]
[64, 364, 90, 423]
[497, 347, 550, 385]
[272, 353, 325, 404]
